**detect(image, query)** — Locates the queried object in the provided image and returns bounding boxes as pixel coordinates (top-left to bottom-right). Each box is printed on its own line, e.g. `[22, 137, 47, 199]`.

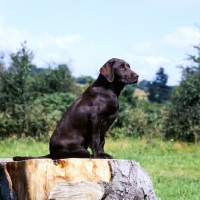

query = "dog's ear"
[100, 60, 115, 82]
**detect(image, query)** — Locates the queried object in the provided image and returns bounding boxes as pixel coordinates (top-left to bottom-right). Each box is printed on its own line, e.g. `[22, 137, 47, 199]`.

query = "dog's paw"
[102, 153, 113, 159]
[91, 153, 113, 159]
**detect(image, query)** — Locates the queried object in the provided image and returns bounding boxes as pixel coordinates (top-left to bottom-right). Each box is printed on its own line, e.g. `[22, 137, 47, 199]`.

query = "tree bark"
[0, 162, 17, 200]
[0, 159, 157, 200]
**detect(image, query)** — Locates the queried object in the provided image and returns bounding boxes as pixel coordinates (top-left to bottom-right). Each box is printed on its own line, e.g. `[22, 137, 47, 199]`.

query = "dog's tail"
[13, 154, 51, 161]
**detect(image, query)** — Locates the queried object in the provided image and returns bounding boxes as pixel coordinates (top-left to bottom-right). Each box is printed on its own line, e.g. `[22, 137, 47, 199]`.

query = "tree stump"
[0, 159, 158, 200]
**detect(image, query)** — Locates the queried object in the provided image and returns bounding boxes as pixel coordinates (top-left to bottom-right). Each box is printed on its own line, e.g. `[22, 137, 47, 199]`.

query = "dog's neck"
[92, 74, 125, 97]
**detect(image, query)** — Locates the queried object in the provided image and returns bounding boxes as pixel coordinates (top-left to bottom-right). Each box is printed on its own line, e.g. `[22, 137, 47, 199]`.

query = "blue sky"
[0, 0, 200, 85]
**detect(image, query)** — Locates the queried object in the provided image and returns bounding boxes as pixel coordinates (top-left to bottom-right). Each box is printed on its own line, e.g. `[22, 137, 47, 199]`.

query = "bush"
[31, 64, 81, 95]
[110, 86, 165, 140]
[0, 43, 35, 112]
[0, 93, 76, 140]
[0, 43, 81, 140]
[165, 45, 200, 142]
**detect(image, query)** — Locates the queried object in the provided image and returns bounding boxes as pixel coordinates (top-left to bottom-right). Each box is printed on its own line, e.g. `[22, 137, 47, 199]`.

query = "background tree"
[31, 64, 81, 95]
[165, 45, 200, 142]
[148, 67, 172, 103]
[0, 53, 5, 92]
[0, 42, 37, 136]
[0, 42, 34, 112]
[0, 43, 79, 138]
[76, 76, 94, 85]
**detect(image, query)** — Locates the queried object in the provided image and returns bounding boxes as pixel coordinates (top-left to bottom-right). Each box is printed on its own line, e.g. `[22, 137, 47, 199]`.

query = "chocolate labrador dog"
[13, 58, 138, 161]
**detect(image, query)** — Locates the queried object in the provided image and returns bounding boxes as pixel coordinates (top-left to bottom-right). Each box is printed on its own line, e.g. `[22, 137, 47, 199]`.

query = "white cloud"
[125, 53, 170, 68]
[0, 26, 30, 52]
[144, 56, 170, 66]
[0, 22, 104, 78]
[56, 35, 82, 48]
[131, 42, 156, 55]
[124, 26, 200, 85]
[0, 21, 199, 86]
[0, 23, 83, 68]
[163, 27, 200, 49]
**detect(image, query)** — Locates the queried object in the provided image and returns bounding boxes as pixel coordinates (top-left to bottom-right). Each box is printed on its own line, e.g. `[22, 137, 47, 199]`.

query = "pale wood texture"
[6, 159, 111, 200]
[0, 159, 158, 200]
[49, 180, 104, 200]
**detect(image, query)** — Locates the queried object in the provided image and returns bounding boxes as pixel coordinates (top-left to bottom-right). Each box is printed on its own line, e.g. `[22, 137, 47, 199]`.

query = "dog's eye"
[120, 65, 125, 69]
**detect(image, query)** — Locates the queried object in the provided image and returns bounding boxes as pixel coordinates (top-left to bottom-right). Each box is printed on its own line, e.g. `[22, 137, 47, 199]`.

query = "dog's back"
[13, 58, 138, 161]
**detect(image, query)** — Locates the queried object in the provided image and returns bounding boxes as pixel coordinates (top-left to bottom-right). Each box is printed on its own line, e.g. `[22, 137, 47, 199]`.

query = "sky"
[0, 0, 200, 85]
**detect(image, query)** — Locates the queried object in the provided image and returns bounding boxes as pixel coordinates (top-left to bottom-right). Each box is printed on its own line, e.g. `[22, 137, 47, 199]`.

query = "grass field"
[0, 137, 200, 200]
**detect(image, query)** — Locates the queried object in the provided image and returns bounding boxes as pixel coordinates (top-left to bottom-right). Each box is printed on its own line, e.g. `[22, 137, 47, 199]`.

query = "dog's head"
[100, 58, 139, 84]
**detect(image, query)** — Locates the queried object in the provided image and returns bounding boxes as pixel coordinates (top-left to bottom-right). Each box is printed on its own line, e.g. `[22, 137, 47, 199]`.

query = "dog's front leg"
[89, 112, 102, 158]
[91, 134, 101, 158]
[98, 112, 118, 159]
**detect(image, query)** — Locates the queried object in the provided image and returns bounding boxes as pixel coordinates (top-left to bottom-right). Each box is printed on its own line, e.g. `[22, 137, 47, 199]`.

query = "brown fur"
[13, 58, 138, 160]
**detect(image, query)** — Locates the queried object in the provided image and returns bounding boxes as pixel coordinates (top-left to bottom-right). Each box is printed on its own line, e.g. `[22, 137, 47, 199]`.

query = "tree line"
[0, 42, 200, 142]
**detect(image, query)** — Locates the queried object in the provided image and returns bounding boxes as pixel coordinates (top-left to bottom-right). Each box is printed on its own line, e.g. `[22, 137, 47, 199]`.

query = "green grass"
[1, 137, 200, 200]
[0, 136, 49, 158]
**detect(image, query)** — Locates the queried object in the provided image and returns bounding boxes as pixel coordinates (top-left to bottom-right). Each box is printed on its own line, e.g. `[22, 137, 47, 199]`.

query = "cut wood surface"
[49, 180, 104, 200]
[0, 159, 158, 200]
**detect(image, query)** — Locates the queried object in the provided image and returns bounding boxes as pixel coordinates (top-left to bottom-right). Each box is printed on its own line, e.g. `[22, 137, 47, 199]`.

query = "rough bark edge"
[99, 160, 158, 200]
[136, 163, 158, 200]
[0, 164, 17, 200]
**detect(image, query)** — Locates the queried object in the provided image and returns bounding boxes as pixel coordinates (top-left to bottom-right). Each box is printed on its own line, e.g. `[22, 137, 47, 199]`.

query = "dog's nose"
[134, 73, 139, 79]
